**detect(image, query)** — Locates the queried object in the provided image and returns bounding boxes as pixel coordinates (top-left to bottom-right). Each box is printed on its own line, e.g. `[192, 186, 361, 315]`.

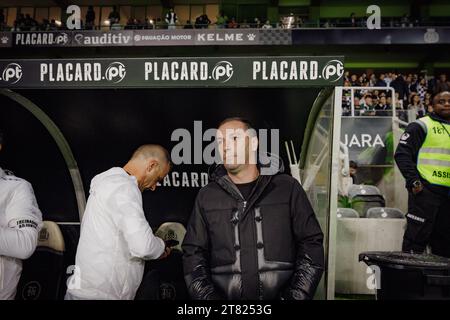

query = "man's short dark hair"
[349, 160, 358, 169]
[218, 117, 254, 130]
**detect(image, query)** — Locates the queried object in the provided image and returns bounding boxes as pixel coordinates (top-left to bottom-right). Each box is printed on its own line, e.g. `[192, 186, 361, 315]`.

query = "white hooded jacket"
[0, 168, 43, 300]
[66, 167, 165, 300]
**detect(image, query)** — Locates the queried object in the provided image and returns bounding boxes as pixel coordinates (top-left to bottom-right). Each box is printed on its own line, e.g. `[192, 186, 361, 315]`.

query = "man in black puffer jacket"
[182, 117, 324, 300]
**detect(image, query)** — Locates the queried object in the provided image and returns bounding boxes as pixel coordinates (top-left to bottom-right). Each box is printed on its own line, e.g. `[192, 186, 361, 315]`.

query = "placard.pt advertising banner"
[0, 56, 344, 88]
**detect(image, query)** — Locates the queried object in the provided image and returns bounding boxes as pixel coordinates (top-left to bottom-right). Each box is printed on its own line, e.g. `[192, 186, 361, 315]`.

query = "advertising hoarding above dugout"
[0, 56, 344, 89]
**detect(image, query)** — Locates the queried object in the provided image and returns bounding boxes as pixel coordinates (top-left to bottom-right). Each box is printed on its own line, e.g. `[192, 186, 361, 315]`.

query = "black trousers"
[402, 187, 450, 258]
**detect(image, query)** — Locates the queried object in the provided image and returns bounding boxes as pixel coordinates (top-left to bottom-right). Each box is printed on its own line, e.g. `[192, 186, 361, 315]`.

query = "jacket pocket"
[260, 203, 295, 263]
[203, 208, 237, 267]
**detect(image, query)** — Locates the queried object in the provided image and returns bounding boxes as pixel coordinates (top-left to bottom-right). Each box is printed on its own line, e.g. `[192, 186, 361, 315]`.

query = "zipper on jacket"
[254, 206, 262, 300]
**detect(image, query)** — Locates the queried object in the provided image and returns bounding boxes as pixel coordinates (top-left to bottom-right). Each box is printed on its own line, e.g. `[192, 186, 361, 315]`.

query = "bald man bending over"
[65, 145, 172, 300]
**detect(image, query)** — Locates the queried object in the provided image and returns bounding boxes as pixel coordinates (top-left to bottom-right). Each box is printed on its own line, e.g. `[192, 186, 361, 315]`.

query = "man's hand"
[158, 246, 171, 260]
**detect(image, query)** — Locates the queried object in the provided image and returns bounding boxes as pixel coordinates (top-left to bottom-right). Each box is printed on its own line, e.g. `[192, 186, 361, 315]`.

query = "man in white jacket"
[65, 144, 171, 300]
[165, 8, 178, 30]
[0, 131, 43, 300]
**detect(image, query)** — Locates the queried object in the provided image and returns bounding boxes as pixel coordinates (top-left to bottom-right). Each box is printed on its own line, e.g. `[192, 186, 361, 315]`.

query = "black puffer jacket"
[182, 158, 324, 300]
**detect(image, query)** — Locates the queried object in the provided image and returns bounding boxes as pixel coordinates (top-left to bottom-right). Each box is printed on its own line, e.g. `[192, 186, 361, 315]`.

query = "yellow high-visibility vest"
[417, 116, 450, 187]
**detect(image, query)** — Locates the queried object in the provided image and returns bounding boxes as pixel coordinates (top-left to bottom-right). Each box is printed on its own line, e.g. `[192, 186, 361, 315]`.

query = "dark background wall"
[0, 88, 319, 226]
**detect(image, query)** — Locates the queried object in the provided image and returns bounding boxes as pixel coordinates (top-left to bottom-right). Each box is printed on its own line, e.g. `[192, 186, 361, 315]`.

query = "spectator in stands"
[194, 14, 210, 29]
[408, 74, 418, 94]
[165, 7, 178, 30]
[216, 11, 228, 29]
[262, 20, 272, 29]
[138, 19, 145, 29]
[350, 74, 359, 86]
[253, 17, 262, 28]
[22, 14, 30, 31]
[344, 71, 350, 82]
[391, 74, 409, 103]
[375, 94, 392, 116]
[369, 74, 377, 87]
[108, 6, 120, 30]
[435, 74, 450, 93]
[126, 18, 139, 29]
[184, 20, 193, 29]
[240, 19, 250, 29]
[342, 89, 352, 116]
[416, 78, 428, 102]
[425, 97, 433, 114]
[155, 18, 163, 29]
[428, 76, 437, 93]
[275, 17, 283, 29]
[49, 19, 58, 31]
[394, 91, 404, 110]
[386, 95, 393, 108]
[408, 93, 426, 118]
[39, 19, 50, 31]
[425, 92, 432, 103]
[124, 18, 134, 30]
[202, 14, 211, 28]
[353, 97, 362, 115]
[360, 94, 376, 116]
[136, 18, 143, 29]
[361, 83, 371, 96]
[384, 72, 394, 86]
[111, 17, 121, 30]
[405, 74, 413, 92]
[85, 5, 96, 30]
[228, 17, 238, 29]
[372, 93, 379, 107]
[24, 14, 38, 31]
[194, 15, 202, 29]
[14, 13, 25, 31]
[357, 75, 364, 85]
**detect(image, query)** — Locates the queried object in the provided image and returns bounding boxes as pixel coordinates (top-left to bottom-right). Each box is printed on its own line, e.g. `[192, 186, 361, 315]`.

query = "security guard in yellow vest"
[395, 91, 450, 257]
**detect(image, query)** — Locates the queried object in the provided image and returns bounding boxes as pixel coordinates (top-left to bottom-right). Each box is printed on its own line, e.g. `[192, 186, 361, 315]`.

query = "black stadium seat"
[15, 221, 65, 300]
[348, 185, 386, 218]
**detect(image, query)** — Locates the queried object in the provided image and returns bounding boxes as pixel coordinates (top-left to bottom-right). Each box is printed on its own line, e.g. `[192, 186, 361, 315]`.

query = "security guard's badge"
[401, 133, 410, 141]
[399, 132, 410, 144]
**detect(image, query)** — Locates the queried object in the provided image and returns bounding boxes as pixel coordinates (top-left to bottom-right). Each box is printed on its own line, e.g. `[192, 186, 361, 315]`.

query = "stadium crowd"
[342, 71, 450, 119]
[2, 6, 448, 31]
